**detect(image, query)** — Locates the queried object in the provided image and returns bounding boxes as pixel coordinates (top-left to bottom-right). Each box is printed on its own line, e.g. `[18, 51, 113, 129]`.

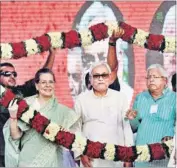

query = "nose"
[149, 77, 155, 82]
[9, 74, 16, 78]
[98, 76, 104, 80]
[45, 82, 50, 87]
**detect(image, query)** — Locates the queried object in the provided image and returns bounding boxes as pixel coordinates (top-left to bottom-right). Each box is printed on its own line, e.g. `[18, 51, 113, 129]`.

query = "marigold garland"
[0, 21, 175, 59]
[0, 87, 173, 162]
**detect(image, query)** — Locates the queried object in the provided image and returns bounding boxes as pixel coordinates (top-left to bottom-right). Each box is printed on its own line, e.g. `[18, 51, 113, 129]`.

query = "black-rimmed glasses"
[92, 73, 109, 80]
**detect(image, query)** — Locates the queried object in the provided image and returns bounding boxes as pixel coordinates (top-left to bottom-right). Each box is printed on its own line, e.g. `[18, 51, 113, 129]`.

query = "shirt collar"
[147, 87, 170, 100]
[91, 88, 110, 98]
[162, 87, 169, 95]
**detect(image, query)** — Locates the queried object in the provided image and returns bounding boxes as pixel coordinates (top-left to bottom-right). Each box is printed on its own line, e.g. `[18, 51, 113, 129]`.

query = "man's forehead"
[0, 66, 15, 71]
[148, 68, 161, 75]
[92, 65, 109, 73]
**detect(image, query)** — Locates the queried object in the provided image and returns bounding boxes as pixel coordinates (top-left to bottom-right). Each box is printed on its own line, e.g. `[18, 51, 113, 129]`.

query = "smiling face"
[0, 66, 17, 87]
[35, 73, 55, 98]
[90, 64, 111, 93]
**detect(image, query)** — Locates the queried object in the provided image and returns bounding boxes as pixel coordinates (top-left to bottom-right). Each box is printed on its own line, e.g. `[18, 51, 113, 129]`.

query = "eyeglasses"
[92, 73, 109, 80]
[38, 80, 55, 86]
[146, 75, 164, 80]
[0, 71, 17, 77]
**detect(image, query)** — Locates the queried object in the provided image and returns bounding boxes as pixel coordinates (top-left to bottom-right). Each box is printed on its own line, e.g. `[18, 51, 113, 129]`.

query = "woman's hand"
[8, 99, 18, 119]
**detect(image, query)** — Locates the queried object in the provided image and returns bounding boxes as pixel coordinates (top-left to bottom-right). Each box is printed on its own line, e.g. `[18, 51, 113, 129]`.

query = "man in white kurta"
[74, 62, 134, 167]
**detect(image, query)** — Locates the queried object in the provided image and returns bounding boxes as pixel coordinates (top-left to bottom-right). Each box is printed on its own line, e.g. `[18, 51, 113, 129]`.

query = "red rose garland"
[149, 143, 166, 161]
[56, 131, 75, 148]
[34, 34, 51, 52]
[119, 21, 137, 43]
[0, 21, 175, 60]
[0, 89, 16, 107]
[145, 34, 165, 51]
[89, 23, 108, 41]
[0, 88, 173, 162]
[84, 140, 105, 158]
[31, 113, 50, 133]
[11, 42, 27, 59]
[17, 99, 29, 118]
[64, 30, 81, 49]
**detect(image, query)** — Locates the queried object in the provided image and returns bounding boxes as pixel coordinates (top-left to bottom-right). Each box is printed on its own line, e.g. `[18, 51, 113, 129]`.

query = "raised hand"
[8, 99, 19, 119]
[110, 27, 124, 42]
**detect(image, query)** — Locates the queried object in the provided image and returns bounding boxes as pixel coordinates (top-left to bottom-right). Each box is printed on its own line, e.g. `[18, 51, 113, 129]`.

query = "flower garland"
[0, 87, 173, 162]
[0, 21, 175, 60]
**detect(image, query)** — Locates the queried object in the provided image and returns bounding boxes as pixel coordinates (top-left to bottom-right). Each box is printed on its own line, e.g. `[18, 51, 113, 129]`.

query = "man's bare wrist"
[10, 116, 17, 120]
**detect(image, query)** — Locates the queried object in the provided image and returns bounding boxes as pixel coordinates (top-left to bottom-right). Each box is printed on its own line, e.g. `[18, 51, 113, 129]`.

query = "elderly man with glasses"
[0, 49, 57, 167]
[126, 64, 176, 167]
[74, 62, 134, 167]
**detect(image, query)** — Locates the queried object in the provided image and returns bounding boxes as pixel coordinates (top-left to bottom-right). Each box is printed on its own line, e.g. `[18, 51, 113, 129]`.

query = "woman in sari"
[3, 68, 80, 167]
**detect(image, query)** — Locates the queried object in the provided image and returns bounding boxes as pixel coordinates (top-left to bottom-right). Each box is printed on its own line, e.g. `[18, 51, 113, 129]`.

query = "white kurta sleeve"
[72, 98, 84, 159]
[121, 94, 134, 146]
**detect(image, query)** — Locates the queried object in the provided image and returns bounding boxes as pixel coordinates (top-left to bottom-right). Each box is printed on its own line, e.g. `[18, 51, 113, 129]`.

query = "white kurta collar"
[91, 88, 111, 98]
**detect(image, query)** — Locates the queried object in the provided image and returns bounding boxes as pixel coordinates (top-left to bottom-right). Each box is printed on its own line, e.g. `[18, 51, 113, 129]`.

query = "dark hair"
[171, 73, 176, 91]
[34, 68, 55, 83]
[0, 62, 14, 68]
[85, 72, 92, 90]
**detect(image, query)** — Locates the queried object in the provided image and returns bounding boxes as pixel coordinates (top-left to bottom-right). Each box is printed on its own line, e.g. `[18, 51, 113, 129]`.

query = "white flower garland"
[136, 145, 151, 162]
[1, 43, 13, 59]
[104, 144, 116, 160]
[43, 122, 61, 142]
[24, 39, 40, 56]
[164, 37, 176, 53]
[0, 86, 174, 163]
[46, 32, 63, 49]
[133, 29, 149, 47]
[80, 29, 93, 47]
[164, 139, 174, 155]
[71, 132, 87, 155]
[0, 21, 175, 60]
[21, 106, 35, 124]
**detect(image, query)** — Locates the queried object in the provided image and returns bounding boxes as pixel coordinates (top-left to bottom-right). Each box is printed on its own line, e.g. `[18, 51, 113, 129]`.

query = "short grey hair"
[89, 62, 111, 76]
[147, 64, 168, 78]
